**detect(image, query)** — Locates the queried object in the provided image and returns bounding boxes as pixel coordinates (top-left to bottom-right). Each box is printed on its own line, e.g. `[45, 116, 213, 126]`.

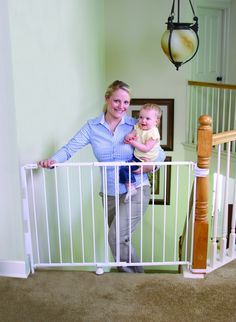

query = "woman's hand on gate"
[38, 159, 56, 169]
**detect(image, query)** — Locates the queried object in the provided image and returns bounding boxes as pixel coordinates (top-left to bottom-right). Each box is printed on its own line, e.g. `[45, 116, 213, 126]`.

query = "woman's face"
[105, 89, 130, 120]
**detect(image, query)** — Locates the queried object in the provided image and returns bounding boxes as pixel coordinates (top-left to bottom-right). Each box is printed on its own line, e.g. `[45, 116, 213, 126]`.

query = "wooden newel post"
[192, 115, 212, 272]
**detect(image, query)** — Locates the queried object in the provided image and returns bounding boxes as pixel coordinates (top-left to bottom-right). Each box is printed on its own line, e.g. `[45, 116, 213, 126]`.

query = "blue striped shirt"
[51, 113, 165, 195]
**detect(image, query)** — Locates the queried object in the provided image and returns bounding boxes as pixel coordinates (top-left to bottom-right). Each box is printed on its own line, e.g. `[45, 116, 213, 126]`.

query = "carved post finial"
[199, 115, 212, 127]
[197, 115, 213, 169]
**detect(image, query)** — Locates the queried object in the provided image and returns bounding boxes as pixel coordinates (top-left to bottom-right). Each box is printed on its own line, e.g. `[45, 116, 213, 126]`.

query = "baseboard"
[182, 266, 205, 279]
[0, 258, 30, 278]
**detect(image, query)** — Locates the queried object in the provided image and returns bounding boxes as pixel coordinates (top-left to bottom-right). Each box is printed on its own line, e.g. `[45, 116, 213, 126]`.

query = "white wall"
[0, 0, 105, 276]
[0, 0, 25, 262]
[9, 0, 106, 164]
[228, 0, 236, 83]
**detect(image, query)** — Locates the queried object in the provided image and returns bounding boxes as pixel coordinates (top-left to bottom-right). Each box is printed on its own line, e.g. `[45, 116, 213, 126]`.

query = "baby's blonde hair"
[141, 103, 162, 119]
[103, 80, 131, 112]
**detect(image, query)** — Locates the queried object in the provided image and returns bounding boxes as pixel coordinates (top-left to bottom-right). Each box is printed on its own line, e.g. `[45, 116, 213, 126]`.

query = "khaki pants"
[101, 186, 150, 272]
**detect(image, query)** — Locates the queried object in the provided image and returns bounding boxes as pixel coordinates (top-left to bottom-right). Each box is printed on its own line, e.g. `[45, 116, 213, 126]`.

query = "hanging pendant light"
[161, 0, 199, 70]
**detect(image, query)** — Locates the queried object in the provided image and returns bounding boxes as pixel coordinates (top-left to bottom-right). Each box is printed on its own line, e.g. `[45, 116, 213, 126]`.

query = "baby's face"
[138, 109, 158, 130]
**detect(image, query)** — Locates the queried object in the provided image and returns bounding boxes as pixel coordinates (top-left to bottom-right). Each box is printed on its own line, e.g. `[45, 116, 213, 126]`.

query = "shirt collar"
[98, 113, 135, 126]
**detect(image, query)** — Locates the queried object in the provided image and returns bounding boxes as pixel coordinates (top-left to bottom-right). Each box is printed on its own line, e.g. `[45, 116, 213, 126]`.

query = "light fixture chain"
[177, 0, 180, 23]
[189, 0, 197, 17]
[170, 0, 175, 18]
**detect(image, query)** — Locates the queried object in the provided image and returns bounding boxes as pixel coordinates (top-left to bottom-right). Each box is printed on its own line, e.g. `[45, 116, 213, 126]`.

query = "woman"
[39, 80, 166, 273]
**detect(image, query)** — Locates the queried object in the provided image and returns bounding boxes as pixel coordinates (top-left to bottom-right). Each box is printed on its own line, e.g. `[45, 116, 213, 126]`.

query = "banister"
[188, 80, 236, 90]
[192, 115, 212, 272]
[212, 130, 236, 146]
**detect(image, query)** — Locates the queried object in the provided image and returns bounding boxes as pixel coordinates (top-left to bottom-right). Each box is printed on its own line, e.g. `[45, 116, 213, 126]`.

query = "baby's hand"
[124, 133, 137, 144]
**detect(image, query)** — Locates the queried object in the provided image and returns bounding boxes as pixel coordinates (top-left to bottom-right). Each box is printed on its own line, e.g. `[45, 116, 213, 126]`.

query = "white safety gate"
[21, 161, 196, 274]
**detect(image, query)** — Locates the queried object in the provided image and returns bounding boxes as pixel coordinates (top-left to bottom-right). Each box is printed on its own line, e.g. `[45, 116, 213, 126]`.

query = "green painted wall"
[0, 0, 105, 265]
[229, 0, 236, 83]
[0, 0, 24, 261]
[9, 0, 106, 164]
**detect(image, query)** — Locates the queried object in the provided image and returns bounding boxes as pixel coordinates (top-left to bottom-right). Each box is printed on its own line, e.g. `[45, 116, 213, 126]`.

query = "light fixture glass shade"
[161, 28, 198, 63]
[161, 0, 199, 70]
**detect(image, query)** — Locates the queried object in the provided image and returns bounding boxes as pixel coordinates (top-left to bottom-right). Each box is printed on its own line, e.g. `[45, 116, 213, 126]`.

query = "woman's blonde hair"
[103, 80, 131, 112]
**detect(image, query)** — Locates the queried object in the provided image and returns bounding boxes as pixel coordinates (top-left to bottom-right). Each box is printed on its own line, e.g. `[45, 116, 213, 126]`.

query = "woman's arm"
[39, 122, 92, 168]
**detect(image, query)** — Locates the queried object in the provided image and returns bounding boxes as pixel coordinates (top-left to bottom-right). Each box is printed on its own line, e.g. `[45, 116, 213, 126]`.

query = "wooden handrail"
[212, 130, 236, 146]
[188, 80, 236, 90]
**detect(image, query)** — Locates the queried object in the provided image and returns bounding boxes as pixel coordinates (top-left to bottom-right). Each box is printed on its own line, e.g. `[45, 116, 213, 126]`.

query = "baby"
[120, 103, 162, 202]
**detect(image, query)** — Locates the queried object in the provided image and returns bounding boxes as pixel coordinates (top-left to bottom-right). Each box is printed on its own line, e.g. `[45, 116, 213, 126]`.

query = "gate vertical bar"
[151, 166, 155, 262]
[102, 166, 109, 264]
[174, 165, 179, 261]
[140, 166, 144, 262]
[21, 166, 35, 273]
[66, 167, 74, 263]
[162, 164, 167, 262]
[184, 165, 191, 263]
[30, 169, 40, 264]
[78, 166, 85, 263]
[42, 169, 51, 263]
[229, 177, 236, 257]
[90, 166, 97, 262]
[128, 165, 132, 263]
[54, 167, 63, 263]
[220, 142, 231, 261]
[115, 165, 120, 264]
[210, 145, 221, 267]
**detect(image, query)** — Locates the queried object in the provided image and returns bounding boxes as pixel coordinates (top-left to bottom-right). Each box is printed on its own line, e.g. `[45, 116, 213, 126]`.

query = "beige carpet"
[0, 261, 236, 322]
